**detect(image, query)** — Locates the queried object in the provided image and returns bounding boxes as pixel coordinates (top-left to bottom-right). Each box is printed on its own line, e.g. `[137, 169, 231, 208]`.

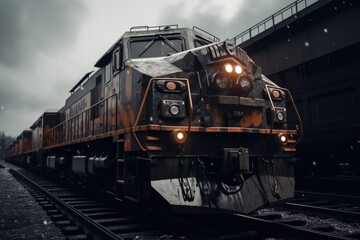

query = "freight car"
[5, 25, 302, 214]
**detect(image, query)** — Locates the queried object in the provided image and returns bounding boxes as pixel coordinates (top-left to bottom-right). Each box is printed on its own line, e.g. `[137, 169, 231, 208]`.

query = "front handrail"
[265, 84, 303, 145]
[132, 78, 193, 151]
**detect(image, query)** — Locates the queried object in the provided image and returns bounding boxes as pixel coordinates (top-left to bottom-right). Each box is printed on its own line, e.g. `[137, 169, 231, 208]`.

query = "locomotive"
[5, 25, 302, 214]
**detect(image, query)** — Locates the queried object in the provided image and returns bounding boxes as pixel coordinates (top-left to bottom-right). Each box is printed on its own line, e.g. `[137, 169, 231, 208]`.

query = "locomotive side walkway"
[0, 160, 63, 240]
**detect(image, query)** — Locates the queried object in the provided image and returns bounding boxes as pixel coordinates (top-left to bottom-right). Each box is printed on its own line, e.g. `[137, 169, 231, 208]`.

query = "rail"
[193, 26, 220, 42]
[9, 168, 123, 240]
[264, 84, 303, 145]
[284, 202, 360, 221]
[43, 94, 117, 147]
[132, 78, 193, 151]
[231, 213, 354, 240]
[233, 0, 319, 45]
[130, 25, 179, 31]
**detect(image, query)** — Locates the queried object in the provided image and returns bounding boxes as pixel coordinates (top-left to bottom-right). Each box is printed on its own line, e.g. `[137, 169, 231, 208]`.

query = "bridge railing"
[233, 0, 319, 45]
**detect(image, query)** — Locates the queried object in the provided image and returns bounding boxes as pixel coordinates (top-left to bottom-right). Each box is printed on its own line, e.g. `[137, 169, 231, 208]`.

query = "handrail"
[132, 78, 193, 152]
[193, 26, 220, 42]
[265, 85, 303, 145]
[233, 0, 319, 45]
[43, 94, 118, 147]
[130, 25, 179, 32]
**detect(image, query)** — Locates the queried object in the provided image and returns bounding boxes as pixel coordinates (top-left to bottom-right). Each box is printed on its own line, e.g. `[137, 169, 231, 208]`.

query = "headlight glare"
[235, 65, 243, 74]
[224, 63, 233, 73]
[171, 129, 187, 144]
[278, 134, 288, 145]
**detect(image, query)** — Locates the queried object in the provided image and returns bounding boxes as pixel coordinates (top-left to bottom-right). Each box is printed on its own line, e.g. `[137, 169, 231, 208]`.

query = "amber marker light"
[171, 129, 187, 144]
[235, 65, 243, 74]
[272, 89, 281, 99]
[279, 133, 288, 145]
[165, 81, 177, 91]
[224, 63, 233, 73]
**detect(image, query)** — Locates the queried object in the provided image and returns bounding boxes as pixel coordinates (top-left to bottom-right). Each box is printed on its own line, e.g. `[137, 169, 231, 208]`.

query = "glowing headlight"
[171, 129, 187, 144]
[278, 134, 288, 145]
[169, 105, 180, 116]
[211, 72, 229, 92]
[235, 65, 243, 74]
[224, 63, 233, 73]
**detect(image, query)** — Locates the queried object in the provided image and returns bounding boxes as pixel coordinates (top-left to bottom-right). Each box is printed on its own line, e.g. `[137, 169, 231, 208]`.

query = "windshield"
[129, 36, 185, 58]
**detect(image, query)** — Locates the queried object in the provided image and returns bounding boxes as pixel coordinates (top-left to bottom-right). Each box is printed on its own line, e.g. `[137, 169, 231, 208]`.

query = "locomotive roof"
[95, 25, 219, 68]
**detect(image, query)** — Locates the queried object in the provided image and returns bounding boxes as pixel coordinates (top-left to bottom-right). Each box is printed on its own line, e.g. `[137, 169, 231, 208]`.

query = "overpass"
[235, 0, 360, 176]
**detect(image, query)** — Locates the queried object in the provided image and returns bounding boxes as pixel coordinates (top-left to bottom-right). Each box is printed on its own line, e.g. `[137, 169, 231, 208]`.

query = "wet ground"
[0, 160, 64, 240]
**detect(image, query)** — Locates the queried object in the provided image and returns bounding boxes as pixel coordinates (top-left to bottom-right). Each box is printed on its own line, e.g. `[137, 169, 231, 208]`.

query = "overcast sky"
[0, 0, 293, 137]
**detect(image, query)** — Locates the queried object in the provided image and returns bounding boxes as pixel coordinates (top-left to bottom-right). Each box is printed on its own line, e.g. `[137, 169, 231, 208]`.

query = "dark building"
[236, 0, 360, 176]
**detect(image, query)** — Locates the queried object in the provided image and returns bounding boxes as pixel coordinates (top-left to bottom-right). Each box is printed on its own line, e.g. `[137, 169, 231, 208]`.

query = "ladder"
[116, 136, 125, 185]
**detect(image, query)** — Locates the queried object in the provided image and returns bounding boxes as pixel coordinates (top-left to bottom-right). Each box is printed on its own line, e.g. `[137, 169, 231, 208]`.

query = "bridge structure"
[235, 0, 360, 176]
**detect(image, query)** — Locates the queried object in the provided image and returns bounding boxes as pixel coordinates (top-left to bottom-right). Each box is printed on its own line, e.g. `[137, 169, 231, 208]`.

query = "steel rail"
[295, 190, 360, 204]
[284, 202, 360, 221]
[9, 168, 124, 240]
[233, 213, 355, 240]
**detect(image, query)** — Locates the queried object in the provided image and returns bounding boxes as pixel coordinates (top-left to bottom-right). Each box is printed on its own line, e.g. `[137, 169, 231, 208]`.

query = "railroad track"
[182, 208, 360, 240]
[8, 166, 360, 240]
[279, 191, 360, 222]
[296, 177, 360, 196]
[9, 168, 199, 240]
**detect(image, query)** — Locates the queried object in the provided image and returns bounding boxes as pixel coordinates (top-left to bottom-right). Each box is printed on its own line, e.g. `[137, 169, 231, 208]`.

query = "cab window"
[194, 38, 212, 48]
[130, 36, 184, 58]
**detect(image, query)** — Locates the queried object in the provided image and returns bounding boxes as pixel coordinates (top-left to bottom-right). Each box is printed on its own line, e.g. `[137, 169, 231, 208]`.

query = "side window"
[104, 63, 111, 83]
[194, 38, 212, 48]
[112, 46, 122, 74]
[91, 76, 102, 120]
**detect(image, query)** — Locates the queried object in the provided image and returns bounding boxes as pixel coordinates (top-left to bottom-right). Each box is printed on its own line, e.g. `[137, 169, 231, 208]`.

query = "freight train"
[5, 25, 302, 214]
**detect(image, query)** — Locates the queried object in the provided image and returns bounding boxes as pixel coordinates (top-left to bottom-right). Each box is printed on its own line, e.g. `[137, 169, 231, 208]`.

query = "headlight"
[171, 129, 187, 144]
[211, 72, 229, 92]
[224, 63, 233, 73]
[234, 65, 242, 74]
[276, 111, 284, 121]
[278, 133, 288, 145]
[169, 105, 180, 116]
[234, 76, 253, 96]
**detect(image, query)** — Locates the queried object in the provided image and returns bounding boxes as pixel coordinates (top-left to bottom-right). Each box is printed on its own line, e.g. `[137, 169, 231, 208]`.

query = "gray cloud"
[0, 0, 86, 68]
[0, 0, 88, 136]
[160, 0, 293, 40]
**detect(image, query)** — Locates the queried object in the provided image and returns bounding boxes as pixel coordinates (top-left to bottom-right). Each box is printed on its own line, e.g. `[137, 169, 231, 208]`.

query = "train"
[4, 25, 302, 214]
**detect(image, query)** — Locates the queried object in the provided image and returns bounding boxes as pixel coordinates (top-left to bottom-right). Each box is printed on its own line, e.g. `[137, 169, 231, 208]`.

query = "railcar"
[5, 25, 302, 214]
